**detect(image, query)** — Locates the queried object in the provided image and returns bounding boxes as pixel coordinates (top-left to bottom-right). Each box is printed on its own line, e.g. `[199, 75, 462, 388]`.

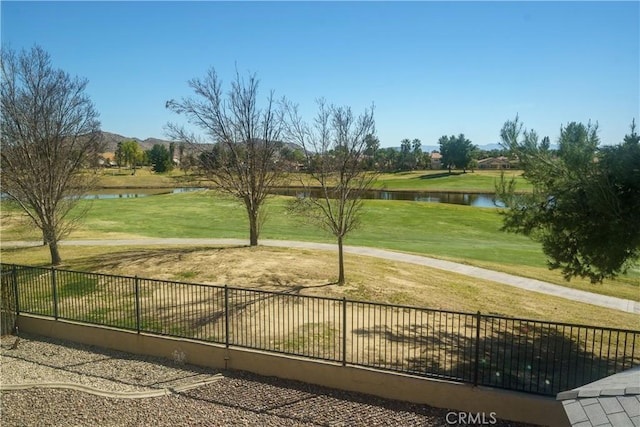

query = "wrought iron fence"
[2, 263, 638, 397]
[1, 268, 18, 335]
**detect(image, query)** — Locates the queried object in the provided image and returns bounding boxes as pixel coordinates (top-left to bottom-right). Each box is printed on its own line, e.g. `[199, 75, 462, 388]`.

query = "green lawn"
[91, 168, 533, 194]
[372, 170, 533, 192]
[3, 190, 637, 301]
[94, 167, 200, 188]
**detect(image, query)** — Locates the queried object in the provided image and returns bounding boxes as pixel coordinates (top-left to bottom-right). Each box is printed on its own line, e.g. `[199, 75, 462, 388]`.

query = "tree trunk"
[337, 235, 345, 285]
[248, 209, 259, 247]
[48, 239, 62, 266]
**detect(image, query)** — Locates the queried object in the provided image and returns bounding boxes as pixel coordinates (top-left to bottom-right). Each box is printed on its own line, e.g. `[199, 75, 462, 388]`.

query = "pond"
[269, 188, 502, 208]
[83, 187, 207, 199]
[84, 187, 502, 207]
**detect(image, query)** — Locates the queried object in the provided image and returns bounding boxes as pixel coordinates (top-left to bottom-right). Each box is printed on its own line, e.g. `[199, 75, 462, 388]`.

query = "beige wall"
[17, 315, 569, 427]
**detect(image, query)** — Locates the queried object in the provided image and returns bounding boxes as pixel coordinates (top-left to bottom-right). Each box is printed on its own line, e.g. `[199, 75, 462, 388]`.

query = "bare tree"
[1, 46, 102, 265]
[284, 99, 377, 285]
[166, 68, 284, 246]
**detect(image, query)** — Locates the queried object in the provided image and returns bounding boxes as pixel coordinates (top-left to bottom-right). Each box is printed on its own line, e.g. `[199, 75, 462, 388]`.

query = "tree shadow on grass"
[68, 246, 338, 292]
[417, 171, 464, 180]
[351, 316, 639, 396]
[69, 245, 249, 272]
[9, 249, 343, 344]
[280, 280, 338, 294]
[137, 278, 340, 344]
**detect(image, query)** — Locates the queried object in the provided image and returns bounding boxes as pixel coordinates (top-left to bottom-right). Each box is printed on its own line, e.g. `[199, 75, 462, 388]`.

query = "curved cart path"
[4, 238, 639, 314]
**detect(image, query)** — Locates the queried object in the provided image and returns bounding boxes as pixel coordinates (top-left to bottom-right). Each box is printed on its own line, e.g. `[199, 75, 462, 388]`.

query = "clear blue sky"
[2, 1, 638, 148]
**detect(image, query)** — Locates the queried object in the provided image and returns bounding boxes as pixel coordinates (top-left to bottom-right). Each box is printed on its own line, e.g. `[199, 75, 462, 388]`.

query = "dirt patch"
[4, 244, 639, 329]
[68, 245, 512, 310]
[84, 246, 339, 295]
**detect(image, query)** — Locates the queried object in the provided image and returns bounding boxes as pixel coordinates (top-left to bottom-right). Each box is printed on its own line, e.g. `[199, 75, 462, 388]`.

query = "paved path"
[4, 238, 639, 314]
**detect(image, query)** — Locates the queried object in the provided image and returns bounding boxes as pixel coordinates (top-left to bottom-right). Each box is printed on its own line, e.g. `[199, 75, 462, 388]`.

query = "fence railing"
[2, 263, 638, 397]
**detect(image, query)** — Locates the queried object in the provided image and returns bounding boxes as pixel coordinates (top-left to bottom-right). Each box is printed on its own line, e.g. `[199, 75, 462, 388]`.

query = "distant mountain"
[477, 143, 504, 151]
[98, 131, 303, 156]
[100, 132, 511, 155]
[99, 131, 175, 152]
[422, 145, 440, 153]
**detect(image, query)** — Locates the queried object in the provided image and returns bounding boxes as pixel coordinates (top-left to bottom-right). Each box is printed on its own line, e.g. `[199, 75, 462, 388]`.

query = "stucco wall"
[16, 315, 569, 426]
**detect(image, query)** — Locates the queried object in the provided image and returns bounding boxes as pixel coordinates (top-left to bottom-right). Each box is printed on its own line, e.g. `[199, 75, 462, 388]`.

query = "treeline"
[113, 140, 168, 173]
[112, 139, 305, 174]
[111, 132, 517, 175]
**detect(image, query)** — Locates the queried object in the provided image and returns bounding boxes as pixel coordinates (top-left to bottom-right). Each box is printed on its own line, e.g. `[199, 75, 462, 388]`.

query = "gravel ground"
[0, 333, 539, 427]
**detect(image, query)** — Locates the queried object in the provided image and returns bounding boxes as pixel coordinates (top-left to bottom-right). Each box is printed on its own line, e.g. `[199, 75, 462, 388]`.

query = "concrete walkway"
[4, 238, 639, 314]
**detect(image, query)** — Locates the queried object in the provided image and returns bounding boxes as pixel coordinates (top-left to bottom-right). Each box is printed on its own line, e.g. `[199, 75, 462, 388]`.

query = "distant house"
[430, 152, 442, 170]
[477, 156, 511, 169]
[98, 152, 118, 168]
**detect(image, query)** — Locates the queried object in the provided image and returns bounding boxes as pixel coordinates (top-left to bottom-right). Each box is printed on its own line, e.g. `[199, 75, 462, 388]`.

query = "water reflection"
[270, 188, 503, 208]
[80, 187, 502, 207]
[83, 187, 206, 200]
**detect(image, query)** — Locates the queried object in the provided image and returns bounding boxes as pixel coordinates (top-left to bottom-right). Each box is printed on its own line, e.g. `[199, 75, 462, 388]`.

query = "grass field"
[92, 167, 532, 193]
[2, 168, 637, 330]
[93, 167, 200, 188]
[372, 170, 533, 192]
[2, 190, 638, 301]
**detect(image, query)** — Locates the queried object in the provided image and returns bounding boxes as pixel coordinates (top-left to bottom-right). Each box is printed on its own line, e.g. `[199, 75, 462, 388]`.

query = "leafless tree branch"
[1, 46, 102, 264]
[283, 99, 377, 284]
[166, 68, 285, 245]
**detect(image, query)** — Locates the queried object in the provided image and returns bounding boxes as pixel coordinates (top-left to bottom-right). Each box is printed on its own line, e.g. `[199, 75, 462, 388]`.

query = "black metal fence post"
[134, 276, 140, 333]
[224, 285, 230, 348]
[342, 297, 347, 366]
[51, 266, 58, 320]
[474, 310, 481, 386]
[12, 264, 19, 315]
